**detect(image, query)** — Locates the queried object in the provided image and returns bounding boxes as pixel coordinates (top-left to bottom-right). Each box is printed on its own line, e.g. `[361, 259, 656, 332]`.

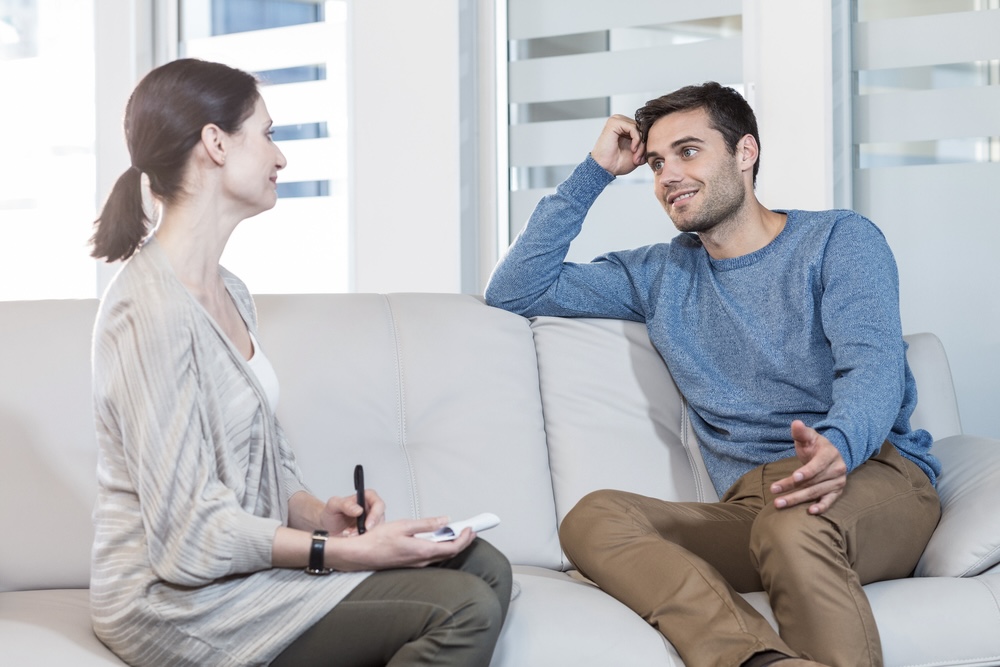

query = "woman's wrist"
[287, 491, 324, 531]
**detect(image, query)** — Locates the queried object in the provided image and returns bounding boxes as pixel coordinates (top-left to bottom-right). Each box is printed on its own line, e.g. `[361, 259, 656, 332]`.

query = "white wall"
[349, 0, 464, 293]
[744, 0, 836, 210]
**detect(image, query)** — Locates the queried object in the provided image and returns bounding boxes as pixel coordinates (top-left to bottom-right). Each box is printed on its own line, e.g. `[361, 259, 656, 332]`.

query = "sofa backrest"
[903, 332, 963, 439]
[0, 299, 99, 593]
[254, 293, 564, 569]
[530, 316, 719, 538]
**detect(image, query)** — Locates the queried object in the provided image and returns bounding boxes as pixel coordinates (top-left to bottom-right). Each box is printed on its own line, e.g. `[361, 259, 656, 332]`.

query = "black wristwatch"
[306, 530, 333, 575]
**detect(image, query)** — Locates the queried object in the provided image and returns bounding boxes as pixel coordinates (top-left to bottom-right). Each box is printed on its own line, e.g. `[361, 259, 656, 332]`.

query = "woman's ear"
[200, 124, 227, 167]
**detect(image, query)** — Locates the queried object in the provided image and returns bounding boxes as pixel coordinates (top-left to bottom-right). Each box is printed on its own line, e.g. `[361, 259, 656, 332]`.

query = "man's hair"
[635, 81, 760, 185]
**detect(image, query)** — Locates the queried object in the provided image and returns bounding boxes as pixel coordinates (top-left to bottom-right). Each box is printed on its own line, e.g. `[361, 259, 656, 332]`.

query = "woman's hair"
[90, 58, 260, 262]
[634, 81, 761, 186]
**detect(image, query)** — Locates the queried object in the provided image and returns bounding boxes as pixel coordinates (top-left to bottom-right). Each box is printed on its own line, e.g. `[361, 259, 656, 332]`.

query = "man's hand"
[770, 420, 848, 514]
[591, 114, 646, 176]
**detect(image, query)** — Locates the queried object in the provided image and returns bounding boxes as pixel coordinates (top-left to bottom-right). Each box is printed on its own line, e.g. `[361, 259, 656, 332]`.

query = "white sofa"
[2, 293, 999, 666]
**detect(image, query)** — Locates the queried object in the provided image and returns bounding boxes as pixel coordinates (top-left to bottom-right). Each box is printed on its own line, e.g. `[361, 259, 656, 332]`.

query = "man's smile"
[667, 189, 698, 206]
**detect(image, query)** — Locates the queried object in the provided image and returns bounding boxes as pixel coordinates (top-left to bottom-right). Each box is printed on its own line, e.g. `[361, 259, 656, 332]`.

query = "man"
[484, 82, 941, 667]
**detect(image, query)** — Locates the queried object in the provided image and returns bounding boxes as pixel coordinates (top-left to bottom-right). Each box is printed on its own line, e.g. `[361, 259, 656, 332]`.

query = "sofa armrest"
[915, 435, 1000, 577]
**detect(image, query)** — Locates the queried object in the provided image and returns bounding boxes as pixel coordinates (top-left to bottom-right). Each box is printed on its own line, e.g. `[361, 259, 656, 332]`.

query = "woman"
[89, 58, 511, 667]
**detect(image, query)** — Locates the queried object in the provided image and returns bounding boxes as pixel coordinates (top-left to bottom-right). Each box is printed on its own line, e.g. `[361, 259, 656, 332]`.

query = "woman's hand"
[325, 517, 476, 571]
[319, 489, 387, 536]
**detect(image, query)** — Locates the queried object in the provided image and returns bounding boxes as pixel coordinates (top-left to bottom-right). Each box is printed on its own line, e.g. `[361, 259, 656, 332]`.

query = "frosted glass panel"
[851, 1, 1000, 438]
[507, 3, 743, 196]
[853, 8, 1000, 168]
[504, 2, 745, 260]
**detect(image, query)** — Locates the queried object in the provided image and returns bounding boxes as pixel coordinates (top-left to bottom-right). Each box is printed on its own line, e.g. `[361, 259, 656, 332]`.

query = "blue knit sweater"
[485, 156, 940, 496]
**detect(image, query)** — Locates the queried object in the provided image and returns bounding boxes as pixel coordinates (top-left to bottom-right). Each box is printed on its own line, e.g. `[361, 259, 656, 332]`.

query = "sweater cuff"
[819, 427, 856, 472]
[558, 155, 616, 206]
[229, 513, 283, 573]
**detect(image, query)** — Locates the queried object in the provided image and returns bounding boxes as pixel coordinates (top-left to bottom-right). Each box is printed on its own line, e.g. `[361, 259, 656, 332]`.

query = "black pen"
[354, 464, 367, 534]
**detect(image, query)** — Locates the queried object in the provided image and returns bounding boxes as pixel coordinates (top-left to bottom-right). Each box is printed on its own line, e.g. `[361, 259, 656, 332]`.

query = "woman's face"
[221, 96, 287, 218]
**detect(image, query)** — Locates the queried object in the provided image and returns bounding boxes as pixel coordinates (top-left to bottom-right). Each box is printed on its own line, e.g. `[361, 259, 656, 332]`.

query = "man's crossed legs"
[559, 443, 940, 667]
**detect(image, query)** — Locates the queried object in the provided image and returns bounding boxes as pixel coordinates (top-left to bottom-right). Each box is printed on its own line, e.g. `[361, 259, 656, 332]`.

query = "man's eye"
[682, 148, 697, 158]
[650, 159, 664, 171]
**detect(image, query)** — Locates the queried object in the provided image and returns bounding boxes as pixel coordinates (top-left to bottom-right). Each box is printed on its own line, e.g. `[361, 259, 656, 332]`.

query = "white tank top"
[246, 332, 280, 413]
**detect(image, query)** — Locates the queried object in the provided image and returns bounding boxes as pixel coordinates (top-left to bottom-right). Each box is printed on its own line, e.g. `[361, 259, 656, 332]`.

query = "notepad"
[415, 512, 501, 542]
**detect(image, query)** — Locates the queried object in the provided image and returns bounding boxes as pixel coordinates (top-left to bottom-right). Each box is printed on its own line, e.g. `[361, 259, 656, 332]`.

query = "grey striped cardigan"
[90, 238, 370, 666]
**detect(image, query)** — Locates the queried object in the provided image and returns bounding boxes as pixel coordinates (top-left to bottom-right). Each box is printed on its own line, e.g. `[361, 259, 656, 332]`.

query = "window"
[0, 0, 348, 301]
[0, 0, 97, 301]
[180, 0, 349, 293]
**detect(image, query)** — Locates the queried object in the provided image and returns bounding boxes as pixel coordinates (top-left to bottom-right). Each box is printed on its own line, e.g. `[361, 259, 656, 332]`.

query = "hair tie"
[128, 164, 142, 176]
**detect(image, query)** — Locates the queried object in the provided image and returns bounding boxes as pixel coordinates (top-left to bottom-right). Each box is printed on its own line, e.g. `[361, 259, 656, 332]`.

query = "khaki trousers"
[559, 443, 940, 667]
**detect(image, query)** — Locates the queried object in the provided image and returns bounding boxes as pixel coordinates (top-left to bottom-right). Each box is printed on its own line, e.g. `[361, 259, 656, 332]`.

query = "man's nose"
[658, 161, 681, 186]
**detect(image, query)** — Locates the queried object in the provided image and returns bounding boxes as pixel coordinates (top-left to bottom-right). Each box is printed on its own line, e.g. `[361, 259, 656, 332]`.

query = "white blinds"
[851, 4, 1000, 437]
[505, 0, 743, 262]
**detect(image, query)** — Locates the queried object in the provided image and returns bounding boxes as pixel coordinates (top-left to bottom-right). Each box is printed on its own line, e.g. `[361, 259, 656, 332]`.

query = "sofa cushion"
[0, 590, 126, 665]
[495, 566, 678, 667]
[916, 435, 1000, 577]
[865, 572, 1000, 666]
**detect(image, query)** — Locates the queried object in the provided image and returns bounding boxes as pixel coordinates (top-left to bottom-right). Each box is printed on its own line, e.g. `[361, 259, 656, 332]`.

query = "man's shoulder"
[785, 209, 886, 244]
[604, 234, 701, 267]
[788, 208, 878, 230]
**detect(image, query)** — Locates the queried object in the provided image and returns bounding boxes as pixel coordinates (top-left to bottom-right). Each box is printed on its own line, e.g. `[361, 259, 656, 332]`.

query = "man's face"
[644, 107, 749, 234]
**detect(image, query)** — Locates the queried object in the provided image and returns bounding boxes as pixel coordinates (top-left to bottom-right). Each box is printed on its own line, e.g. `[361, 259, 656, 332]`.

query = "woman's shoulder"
[96, 246, 197, 341]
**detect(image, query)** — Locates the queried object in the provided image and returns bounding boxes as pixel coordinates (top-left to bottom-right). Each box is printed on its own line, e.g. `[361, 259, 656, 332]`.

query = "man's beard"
[666, 163, 748, 235]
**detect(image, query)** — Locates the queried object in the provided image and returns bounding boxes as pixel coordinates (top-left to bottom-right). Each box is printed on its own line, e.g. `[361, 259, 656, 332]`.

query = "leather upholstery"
[1, 295, 997, 667]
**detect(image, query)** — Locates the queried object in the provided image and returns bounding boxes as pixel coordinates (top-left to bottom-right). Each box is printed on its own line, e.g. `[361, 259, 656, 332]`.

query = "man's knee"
[560, 489, 628, 548]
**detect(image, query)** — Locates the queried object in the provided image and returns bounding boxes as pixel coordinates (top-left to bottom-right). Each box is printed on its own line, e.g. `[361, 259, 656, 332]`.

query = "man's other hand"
[770, 420, 848, 514]
[591, 114, 646, 176]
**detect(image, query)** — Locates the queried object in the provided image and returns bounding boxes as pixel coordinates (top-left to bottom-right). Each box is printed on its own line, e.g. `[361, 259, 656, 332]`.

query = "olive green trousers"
[271, 538, 512, 667]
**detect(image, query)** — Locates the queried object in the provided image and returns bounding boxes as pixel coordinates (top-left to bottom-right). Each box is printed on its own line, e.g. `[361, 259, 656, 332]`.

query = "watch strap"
[306, 530, 333, 575]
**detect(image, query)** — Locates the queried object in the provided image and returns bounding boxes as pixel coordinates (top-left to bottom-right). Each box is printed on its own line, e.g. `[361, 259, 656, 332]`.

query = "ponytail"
[89, 59, 260, 263]
[90, 166, 150, 263]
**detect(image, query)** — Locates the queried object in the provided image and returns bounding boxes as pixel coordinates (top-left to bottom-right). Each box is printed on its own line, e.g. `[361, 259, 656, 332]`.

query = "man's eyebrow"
[670, 136, 706, 149]
[645, 136, 707, 163]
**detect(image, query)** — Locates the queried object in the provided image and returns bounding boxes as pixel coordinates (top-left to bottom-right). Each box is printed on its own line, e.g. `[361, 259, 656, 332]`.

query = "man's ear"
[737, 134, 759, 174]
[200, 124, 227, 167]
